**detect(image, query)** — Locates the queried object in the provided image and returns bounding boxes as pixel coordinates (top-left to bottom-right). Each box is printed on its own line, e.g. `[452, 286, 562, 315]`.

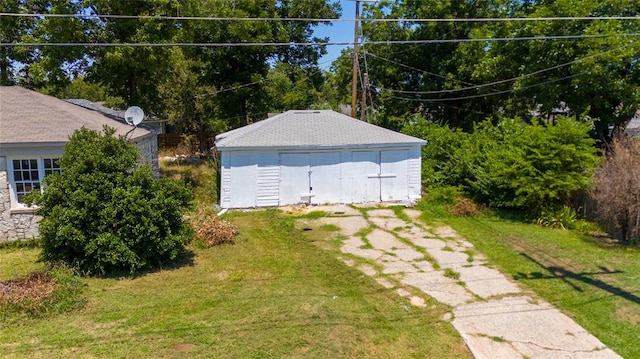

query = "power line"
[385, 72, 587, 102]
[374, 45, 628, 95]
[1, 12, 640, 23]
[365, 52, 475, 86]
[4, 33, 639, 47]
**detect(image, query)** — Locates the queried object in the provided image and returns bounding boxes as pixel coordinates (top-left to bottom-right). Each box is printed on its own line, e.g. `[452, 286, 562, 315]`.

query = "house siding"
[408, 147, 422, 200]
[220, 145, 423, 209]
[256, 153, 280, 207]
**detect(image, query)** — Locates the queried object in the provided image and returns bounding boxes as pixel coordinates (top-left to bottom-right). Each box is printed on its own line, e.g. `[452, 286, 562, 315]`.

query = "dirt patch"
[0, 272, 57, 304]
[210, 271, 229, 281]
[615, 305, 640, 325]
[173, 343, 195, 352]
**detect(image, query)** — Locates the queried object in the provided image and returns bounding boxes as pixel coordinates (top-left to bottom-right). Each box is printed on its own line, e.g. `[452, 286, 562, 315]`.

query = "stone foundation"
[0, 169, 40, 242]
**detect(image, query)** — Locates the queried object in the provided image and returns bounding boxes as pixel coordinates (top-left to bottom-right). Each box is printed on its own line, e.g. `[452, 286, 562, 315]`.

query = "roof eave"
[216, 141, 426, 152]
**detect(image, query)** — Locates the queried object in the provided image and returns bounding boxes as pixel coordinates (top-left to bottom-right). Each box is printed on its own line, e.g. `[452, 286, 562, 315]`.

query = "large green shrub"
[405, 116, 599, 214]
[31, 126, 193, 275]
[468, 117, 599, 212]
[402, 119, 470, 188]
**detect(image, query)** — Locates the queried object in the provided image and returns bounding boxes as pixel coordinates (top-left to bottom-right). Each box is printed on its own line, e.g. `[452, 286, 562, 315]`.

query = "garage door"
[279, 152, 341, 206]
[350, 150, 409, 202]
[352, 151, 380, 202]
[380, 149, 409, 201]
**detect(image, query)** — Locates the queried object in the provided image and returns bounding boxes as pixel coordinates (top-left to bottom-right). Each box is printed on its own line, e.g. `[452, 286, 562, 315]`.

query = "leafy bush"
[406, 117, 599, 215]
[470, 117, 599, 213]
[189, 206, 238, 247]
[29, 126, 193, 275]
[424, 186, 464, 205]
[536, 206, 578, 229]
[402, 120, 470, 188]
[0, 264, 85, 319]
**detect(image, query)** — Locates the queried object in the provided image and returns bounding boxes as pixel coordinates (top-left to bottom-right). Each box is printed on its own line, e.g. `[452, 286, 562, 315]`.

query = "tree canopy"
[2, 0, 639, 143]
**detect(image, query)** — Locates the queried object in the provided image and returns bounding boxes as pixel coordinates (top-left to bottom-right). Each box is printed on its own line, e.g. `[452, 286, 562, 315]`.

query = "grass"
[159, 158, 218, 206]
[0, 210, 470, 358]
[418, 201, 640, 359]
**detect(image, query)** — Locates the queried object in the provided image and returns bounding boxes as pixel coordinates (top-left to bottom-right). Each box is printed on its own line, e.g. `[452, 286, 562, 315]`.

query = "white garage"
[215, 110, 426, 208]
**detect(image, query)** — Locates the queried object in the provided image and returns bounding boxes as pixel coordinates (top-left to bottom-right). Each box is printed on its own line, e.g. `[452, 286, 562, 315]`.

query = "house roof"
[0, 86, 151, 145]
[215, 110, 426, 150]
[625, 111, 640, 137]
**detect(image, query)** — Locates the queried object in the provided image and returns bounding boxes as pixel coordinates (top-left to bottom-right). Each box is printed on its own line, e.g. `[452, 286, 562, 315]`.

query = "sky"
[314, 0, 357, 70]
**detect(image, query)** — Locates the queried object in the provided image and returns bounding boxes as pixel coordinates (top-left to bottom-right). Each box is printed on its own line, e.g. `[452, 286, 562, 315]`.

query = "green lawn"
[0, 210, 469, 358]
[419, 203, 640, 359]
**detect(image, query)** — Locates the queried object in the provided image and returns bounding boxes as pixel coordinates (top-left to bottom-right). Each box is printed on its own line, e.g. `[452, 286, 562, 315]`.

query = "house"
[0, 86, 158, 242]
[625, 111, 640, 137]
[215, 110, 426, 208]
[65, 99, 168, 134]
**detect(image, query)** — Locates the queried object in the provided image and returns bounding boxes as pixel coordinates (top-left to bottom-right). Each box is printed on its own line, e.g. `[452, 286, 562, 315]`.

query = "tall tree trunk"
[0, 47, 10, 85]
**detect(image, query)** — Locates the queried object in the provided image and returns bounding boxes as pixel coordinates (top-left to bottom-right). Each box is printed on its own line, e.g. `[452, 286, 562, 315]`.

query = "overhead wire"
[365, 52, 475, 86]
[4, 33, 640, 47]
[371, 44, 629, 95]
[1, 12, 640, 23]
[385, 72, 587, 102]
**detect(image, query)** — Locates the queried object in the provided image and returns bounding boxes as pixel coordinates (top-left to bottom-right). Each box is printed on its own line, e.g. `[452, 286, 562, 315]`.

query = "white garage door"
[350, 150, 409, 202]
[352, 151, 381, 202]
[279, 152, 342, 205]
[380, 149, 409, 201]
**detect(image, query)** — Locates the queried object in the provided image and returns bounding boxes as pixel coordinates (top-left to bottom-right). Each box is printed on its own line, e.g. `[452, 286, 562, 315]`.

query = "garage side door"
[381, 150, 409, 201]
[309, 152, 341, 204]
[279, 153, 310, 206]
[351, 151, 381, 202]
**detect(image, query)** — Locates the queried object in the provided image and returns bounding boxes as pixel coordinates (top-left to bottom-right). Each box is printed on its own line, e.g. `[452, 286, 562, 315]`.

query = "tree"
[592, 135, 640, 244]
[337, 0, 640, 133]
[81, 0, 183, 115]
[29, 126, 193, 275]
[0, 0, 33, 85]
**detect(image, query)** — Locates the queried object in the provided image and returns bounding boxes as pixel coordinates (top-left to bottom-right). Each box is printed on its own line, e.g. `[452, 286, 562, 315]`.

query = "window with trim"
[9, 158, 61, 206]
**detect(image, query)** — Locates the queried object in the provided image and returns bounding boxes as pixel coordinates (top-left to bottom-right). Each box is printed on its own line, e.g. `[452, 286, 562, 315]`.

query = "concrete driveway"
[301, 204, 621, 359]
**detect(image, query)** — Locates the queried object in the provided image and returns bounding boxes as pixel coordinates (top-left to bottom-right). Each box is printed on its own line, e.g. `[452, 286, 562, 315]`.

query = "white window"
[8, 158, 61, 207]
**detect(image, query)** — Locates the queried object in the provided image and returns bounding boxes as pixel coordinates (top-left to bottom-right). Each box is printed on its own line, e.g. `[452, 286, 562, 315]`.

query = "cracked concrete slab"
[318, 216, 368, 237]
[430, 248, 471, 268]
[341, 236, 383, 261]
[367, 229, 409, 252]
[404, 208, 422, 220]
[435, 226, 460, 239]
[456, 265, 521, 298]
[369, 216, 410, 231]
[453, 296, 621, 359]
[367, 209, 396, 217]
[316, 206, 621, 359]
[402, 271, 474, 306]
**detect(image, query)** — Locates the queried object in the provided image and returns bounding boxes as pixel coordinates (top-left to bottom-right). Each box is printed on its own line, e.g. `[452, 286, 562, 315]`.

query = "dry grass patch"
[188, 206, 238, 247]
[0, 272, 57, 304]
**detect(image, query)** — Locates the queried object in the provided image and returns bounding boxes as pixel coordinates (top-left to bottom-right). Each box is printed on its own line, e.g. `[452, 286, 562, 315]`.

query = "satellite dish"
[124, 106, 144, 126]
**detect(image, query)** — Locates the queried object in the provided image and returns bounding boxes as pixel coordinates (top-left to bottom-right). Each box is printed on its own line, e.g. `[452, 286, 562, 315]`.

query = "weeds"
[536, 206, 577, 230]
[444, 268, 461, 280]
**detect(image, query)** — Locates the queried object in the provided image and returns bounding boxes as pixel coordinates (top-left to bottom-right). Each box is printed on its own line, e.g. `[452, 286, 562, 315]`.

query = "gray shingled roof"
[625, 112, 640, 137]
[0, 86, 150, 145]
[215, 110, 426, 149]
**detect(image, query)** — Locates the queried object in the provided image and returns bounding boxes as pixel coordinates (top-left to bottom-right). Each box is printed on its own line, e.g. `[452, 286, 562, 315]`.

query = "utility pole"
[360, 72, 368, 122]
[350, 0, 360, 118]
